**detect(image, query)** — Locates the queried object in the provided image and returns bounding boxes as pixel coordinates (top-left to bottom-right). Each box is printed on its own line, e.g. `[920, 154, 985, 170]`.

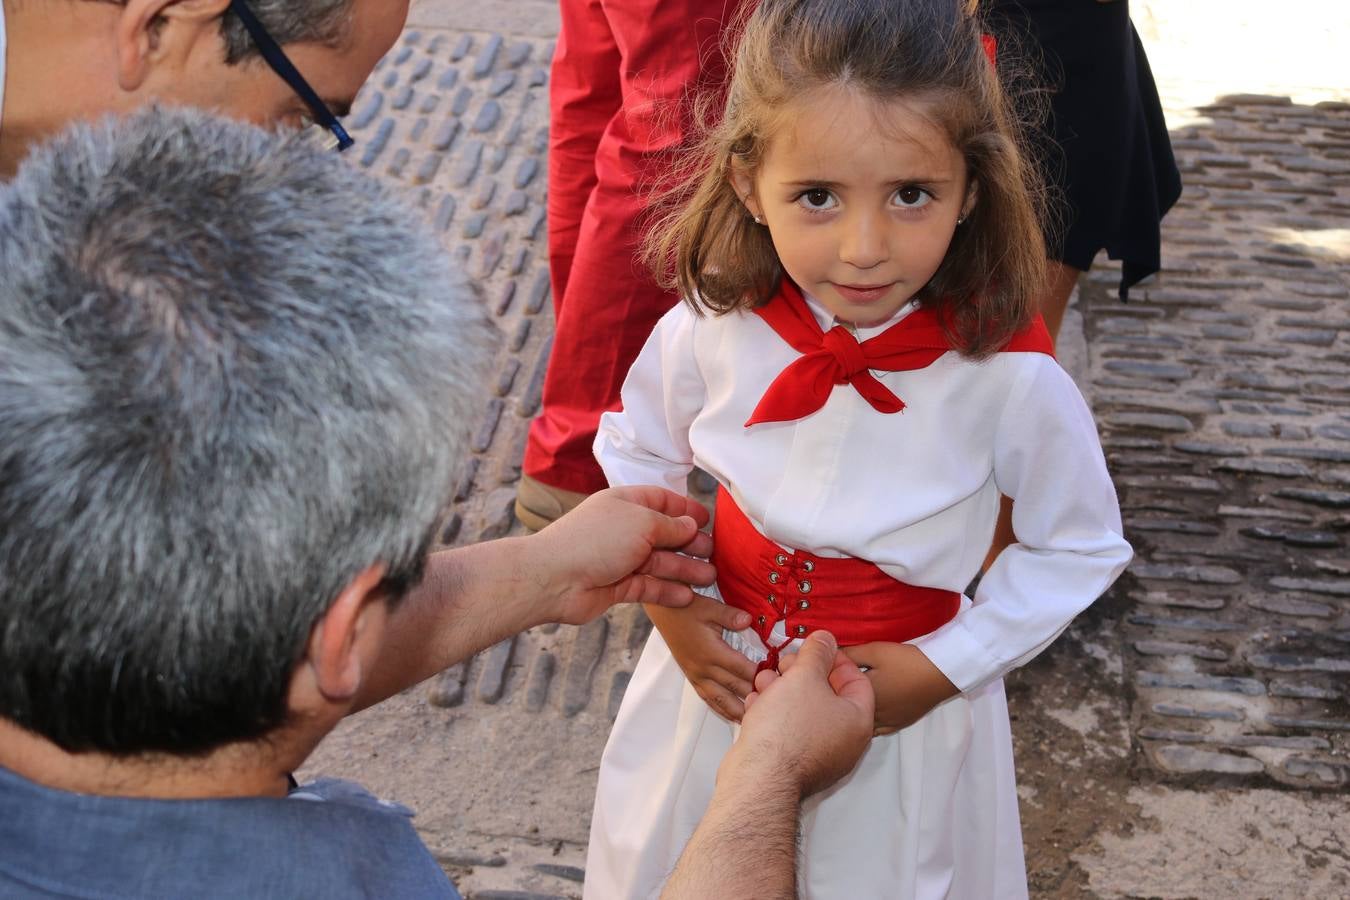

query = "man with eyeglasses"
[0, 0, 383, 178]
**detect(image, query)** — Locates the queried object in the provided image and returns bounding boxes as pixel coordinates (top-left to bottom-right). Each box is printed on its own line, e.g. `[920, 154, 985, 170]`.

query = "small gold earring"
[754, 214, 764, 225]
[956, 215, 967, 225]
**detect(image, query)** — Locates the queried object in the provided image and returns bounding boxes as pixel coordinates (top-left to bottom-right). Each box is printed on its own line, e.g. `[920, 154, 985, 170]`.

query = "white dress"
[586, 294, 1132, 900]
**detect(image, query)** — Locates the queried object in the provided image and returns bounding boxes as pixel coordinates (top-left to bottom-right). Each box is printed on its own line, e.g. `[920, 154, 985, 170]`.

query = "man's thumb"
[794, 630, 839, 673]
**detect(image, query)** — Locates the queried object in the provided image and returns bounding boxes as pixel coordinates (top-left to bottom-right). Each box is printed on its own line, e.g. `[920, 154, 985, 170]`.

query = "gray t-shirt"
[0, 764, 461, 899]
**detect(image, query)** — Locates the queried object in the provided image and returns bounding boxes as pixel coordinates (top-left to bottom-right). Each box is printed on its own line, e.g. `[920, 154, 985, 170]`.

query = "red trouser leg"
[523, 0, 740, 495]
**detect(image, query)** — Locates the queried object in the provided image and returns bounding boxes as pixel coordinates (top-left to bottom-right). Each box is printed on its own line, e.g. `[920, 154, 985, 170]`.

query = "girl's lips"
[833, 282, 894, 304]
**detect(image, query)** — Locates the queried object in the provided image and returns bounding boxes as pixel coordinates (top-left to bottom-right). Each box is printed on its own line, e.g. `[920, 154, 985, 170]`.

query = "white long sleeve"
[594, 304, 706, 495]
[910, 357, 1132, 692]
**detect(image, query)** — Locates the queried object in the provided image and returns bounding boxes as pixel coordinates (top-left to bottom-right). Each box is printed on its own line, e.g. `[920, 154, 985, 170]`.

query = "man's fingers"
[617, 575, 695, 609]
[752, 667, 779, 693]
[608, 485, 711, 530]
[637, 549, 716, 589]
[680, 530, 714, 559]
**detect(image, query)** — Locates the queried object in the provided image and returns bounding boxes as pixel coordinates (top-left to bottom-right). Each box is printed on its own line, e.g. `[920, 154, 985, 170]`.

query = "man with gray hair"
[0, 108, 875, 899]
[0, 0, 403, 178]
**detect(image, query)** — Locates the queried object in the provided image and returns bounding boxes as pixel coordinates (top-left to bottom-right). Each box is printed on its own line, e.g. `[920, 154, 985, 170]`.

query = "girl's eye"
[893, 186, 933, 209]
[796, 188, 838, 211]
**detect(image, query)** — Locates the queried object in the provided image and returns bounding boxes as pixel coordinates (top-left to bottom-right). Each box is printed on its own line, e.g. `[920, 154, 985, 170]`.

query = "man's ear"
[727, 163, 762, 223]
[303, 563, 390, 704]
[115, 0, 233, 91]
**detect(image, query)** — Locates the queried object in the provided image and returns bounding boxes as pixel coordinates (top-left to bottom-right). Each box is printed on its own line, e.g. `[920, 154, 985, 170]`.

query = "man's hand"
[662, 631, 873, 899]
[354, 486, 714, 713]
[733, 630, 874, 799]
[648, 597, 755, 722]
[529, 486, 716, 626]
[841, 642, 959, 736]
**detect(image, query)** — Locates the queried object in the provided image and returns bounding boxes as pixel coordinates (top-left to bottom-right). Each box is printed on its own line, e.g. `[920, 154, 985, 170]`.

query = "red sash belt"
[711, 487, 961, 673]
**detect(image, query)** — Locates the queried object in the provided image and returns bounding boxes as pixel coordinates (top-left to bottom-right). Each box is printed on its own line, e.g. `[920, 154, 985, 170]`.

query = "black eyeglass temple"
[227, 0, 354, 152]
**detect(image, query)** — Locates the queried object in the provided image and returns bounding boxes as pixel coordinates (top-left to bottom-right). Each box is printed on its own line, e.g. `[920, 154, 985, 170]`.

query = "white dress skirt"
[584, 296, 1131, 899]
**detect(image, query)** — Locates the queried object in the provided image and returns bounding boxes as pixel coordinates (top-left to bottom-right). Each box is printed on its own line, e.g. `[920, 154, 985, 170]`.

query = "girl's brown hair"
[644, 0, 1049, 358]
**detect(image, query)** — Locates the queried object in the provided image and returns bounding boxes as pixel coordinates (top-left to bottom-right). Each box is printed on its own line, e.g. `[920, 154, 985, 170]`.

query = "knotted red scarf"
[746, 280, 1054, 427]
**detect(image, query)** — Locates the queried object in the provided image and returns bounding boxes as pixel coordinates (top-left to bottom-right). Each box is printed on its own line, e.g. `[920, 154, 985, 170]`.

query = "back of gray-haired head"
[0, 106, 492, 756]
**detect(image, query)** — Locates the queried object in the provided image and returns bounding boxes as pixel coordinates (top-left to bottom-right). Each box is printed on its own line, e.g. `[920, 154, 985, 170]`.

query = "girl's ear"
[961, 177, 980, 221]
[727, 164, 762, 222]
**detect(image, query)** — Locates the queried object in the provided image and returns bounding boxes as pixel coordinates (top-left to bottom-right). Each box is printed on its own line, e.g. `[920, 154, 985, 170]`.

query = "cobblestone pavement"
[302, 3, 1350, 897]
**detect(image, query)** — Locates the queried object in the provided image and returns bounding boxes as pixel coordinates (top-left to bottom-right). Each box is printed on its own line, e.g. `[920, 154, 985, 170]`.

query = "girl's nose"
[838, 211, 889, 270]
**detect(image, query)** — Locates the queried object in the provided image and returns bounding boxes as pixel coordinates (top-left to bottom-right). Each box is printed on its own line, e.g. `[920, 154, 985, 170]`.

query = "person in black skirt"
[987, 0, 1182, 338]
[982, 0, 1181, 566]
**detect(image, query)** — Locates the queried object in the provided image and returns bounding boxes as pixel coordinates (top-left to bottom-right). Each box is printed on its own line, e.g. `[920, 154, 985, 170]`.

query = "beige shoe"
[514, 474, 590, 532]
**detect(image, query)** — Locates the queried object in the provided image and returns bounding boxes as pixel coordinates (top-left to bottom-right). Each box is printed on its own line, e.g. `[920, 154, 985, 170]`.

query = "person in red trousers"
[516, 0, 745, 531]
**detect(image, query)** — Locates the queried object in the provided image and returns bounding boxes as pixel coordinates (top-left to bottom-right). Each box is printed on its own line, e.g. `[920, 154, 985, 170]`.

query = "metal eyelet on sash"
[768, 571, 781, 584]
[798, 580, 813, 594]
[774, 553, 788, 566]
[802, 560, 815, 573]
[767, 593, 777, 605]
[795, 625, 808, 636]
[799, 600, 810, 610]
[757, 614, 767, 627]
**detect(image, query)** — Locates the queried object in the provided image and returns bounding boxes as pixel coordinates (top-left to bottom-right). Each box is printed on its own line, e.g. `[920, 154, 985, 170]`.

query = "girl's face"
[732, 85, 974, 328]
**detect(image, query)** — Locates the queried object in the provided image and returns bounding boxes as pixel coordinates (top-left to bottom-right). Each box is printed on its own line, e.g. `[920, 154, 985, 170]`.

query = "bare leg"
[982, 261, 1083, 573]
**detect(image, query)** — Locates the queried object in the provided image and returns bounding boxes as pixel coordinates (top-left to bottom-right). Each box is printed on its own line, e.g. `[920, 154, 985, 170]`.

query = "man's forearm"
[354, 538, 554, 711]
[662, 760, 801, 900]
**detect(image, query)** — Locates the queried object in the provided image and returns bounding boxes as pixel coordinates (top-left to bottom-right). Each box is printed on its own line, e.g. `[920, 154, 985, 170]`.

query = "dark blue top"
[0, 765, 461, 899]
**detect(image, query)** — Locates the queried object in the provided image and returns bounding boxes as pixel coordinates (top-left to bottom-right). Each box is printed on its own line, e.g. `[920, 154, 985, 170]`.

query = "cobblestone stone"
[525, 651, 556, 712]
[431, 119, 461, 151]
[472, 34, 504, 79]
[1128, 613, 1244, 632]
[1153, 702, 1244, 721]
[473, 100, 503, 133]
[533, 864, 585, 884]
[1283, 758, 1350, 787]
[428, 663, 467, 709]
[1105, 412, 1194, 432]
[562, 619, 608, 717]
[1134, 639, 1231, 660]
[1117, 475, 1223, 493]
[509, 318, 532, 352]
[1248, 653, 1350, 673]
[1269, 578, 1350, 597]
[1213, 458, 1314, 478]
[476, 637, 515, 703]
[1150, 745, 1264, 776]
[525, 270, 551, 315]
[1137, 672, 1266, 695]
[470, 398, 505, 453]
[1272, 487, 1350, 508]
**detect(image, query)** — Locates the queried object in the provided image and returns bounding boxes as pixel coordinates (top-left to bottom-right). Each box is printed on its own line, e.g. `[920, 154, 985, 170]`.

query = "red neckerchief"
[745, 279, 1054, 427]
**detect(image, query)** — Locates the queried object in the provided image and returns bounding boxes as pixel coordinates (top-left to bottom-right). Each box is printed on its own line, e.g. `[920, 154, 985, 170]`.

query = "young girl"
[586, 1, 1132, 896]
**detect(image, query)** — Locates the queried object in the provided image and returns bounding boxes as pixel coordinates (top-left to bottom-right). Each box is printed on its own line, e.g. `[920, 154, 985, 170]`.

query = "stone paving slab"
[303, 3, 1350, 897]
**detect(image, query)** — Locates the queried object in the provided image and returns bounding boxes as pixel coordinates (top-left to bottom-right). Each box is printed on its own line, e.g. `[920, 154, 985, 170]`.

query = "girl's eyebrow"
[781, 176, 956, 187]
